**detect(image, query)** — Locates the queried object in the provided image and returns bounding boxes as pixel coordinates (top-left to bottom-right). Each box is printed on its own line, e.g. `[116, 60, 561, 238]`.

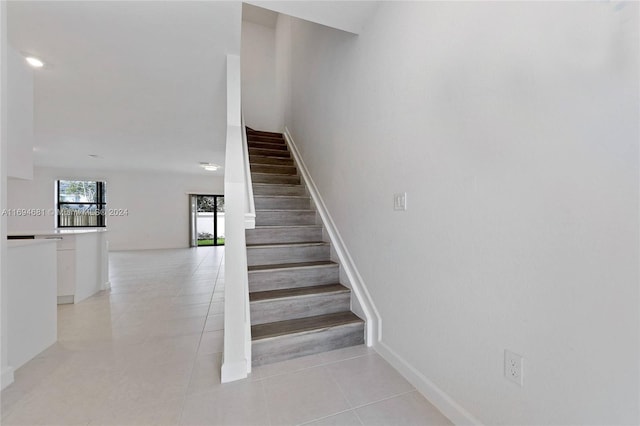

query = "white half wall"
[279, 2, 639, 425]
[7, 167, 223, 250]
[241, 19, 281, 132]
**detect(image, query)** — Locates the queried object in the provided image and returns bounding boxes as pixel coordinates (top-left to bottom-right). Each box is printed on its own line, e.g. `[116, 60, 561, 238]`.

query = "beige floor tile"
[303, 410, 363, 426]
[325, 354, 414, 408]
[318, 345, 374, 364]
[197, 330, 224, 355]
[263, 366, 351, 426]
[252, 351, 325, 379]
[180, 381, 269, 426]
[355, 391, 453, 426]
[90, 396, 184, 426]
[186, 353, 223, 396]
[204, 313, 224, 331]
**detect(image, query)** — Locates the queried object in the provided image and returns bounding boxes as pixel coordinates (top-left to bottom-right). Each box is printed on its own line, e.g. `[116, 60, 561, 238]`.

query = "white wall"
[280, 2, 639, 425]
[7, 45, 33, 180]
[7, 167, 223, 250]
[246, 1, 379, 35]
[241, 20, 281, 133]
[1, 0, 12, 390]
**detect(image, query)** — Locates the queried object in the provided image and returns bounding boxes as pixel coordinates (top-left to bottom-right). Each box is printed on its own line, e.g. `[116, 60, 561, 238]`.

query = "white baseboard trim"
[283, 127, 382, 345]
[1, 366, 15, 390]
[102, 281, 111, 291]
[57, 295, 74, 305]
[376, 341, 483, 426]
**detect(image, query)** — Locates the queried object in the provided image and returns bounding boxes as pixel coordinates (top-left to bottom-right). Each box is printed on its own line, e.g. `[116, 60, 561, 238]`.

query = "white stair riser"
[251, 292, 350, 325]
[247, 245, 330, 266]
[249, 265, 339, 292]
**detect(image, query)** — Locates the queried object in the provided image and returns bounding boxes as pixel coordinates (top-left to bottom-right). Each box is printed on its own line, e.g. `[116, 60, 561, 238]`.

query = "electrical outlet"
[393, 193, 407, 211]
[504, 350, 524, 386]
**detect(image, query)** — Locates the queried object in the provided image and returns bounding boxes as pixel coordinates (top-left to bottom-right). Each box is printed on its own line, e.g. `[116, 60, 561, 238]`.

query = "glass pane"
[59, 180, 98, 203]
[59, 204, 100, 227]
[216, 196, 225, 213]
[197, 196, 215, 212]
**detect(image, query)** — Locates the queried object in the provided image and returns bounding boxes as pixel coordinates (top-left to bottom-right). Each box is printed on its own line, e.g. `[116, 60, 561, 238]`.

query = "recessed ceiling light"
[200, 162, 219, 171]
[25, 56, 44, 68]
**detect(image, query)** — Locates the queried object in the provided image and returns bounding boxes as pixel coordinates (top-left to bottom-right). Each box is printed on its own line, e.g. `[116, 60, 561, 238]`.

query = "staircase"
[246, 128, 365, 366]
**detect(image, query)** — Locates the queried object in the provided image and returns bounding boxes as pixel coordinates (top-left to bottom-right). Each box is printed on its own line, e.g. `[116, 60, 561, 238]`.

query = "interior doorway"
[190, 194, 225, 247]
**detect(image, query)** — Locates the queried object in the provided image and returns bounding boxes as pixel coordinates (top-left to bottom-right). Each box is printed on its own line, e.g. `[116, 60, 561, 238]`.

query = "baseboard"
[376, 341, 483, 426]
[1, 366, 15, 390]
[102, 281, 111, 291]
[283, 127, 382, 345]
[57, 295, 74, 305]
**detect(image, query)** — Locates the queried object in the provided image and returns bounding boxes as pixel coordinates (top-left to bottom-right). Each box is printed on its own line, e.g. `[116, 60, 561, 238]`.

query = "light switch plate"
[394, 193, 407, 211]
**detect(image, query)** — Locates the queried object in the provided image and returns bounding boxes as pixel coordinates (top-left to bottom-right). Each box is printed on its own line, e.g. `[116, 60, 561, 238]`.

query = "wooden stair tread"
[247, 129, 283, 138]
[252, 225, 322, 229]
[252, 311, 363, 341]
[246, 241, 328, 248]
[254, 195, 308, 199]
[248, 260, 337, 272]
[250, 284, 348, 302]
[253, 183, 302, 187]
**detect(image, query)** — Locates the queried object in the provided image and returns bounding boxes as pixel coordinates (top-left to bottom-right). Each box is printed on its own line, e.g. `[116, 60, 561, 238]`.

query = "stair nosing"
[248, 260, 338, 273]
[253, 182, 302, 186]
[246, 241, 328, 248]
[252, 172, 298, 178]
[251, 312, 364, 341]
[251, 225, 322, 229]
[254, 195, 309, 199]
[256, 209, 314, 212]
[249, 284, 349, 303]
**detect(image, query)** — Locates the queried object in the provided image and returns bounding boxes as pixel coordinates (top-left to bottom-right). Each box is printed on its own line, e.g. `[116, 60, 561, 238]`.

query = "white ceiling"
[8, 1, 241, 175]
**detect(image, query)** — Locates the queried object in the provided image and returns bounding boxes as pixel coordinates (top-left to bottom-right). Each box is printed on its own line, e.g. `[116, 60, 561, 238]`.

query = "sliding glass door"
[189, 195, 225, 247]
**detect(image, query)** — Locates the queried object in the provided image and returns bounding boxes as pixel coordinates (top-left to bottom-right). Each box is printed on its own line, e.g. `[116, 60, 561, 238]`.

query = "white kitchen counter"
[8, 229, 110, 304]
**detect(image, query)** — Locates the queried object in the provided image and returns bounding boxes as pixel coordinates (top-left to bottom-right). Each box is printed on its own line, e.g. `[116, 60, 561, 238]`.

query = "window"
[57, 180, 106, 228]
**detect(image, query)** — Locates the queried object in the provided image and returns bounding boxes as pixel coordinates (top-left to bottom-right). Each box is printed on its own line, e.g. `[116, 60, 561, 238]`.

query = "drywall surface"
[281, 2, 639, 424]
[247, 1, 378, 34]
[7, 44, 33, 180]
[7, 167, 223, 250]
[242, 20, 281, 132]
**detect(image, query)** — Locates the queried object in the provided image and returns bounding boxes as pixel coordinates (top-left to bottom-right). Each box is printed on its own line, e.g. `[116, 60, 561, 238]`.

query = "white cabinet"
[33, 230, 109, 304]
[56, 248, 76, 304]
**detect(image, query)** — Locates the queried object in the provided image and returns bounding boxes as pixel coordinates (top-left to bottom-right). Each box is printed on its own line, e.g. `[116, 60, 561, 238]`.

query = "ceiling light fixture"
[25, 56, 44, 68]
[200, 162, 219, 171]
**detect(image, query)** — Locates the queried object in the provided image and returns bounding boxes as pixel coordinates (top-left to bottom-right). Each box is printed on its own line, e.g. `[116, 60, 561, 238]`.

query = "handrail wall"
[221, 54, 253, 383]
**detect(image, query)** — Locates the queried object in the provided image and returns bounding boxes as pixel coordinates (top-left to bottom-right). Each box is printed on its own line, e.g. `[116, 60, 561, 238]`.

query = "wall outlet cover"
[393, 192, 407, 211]
[504, 349, 524, 387]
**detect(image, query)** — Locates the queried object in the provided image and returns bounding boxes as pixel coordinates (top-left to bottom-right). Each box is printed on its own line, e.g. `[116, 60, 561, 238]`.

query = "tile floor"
[1, 248, 452, 426]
